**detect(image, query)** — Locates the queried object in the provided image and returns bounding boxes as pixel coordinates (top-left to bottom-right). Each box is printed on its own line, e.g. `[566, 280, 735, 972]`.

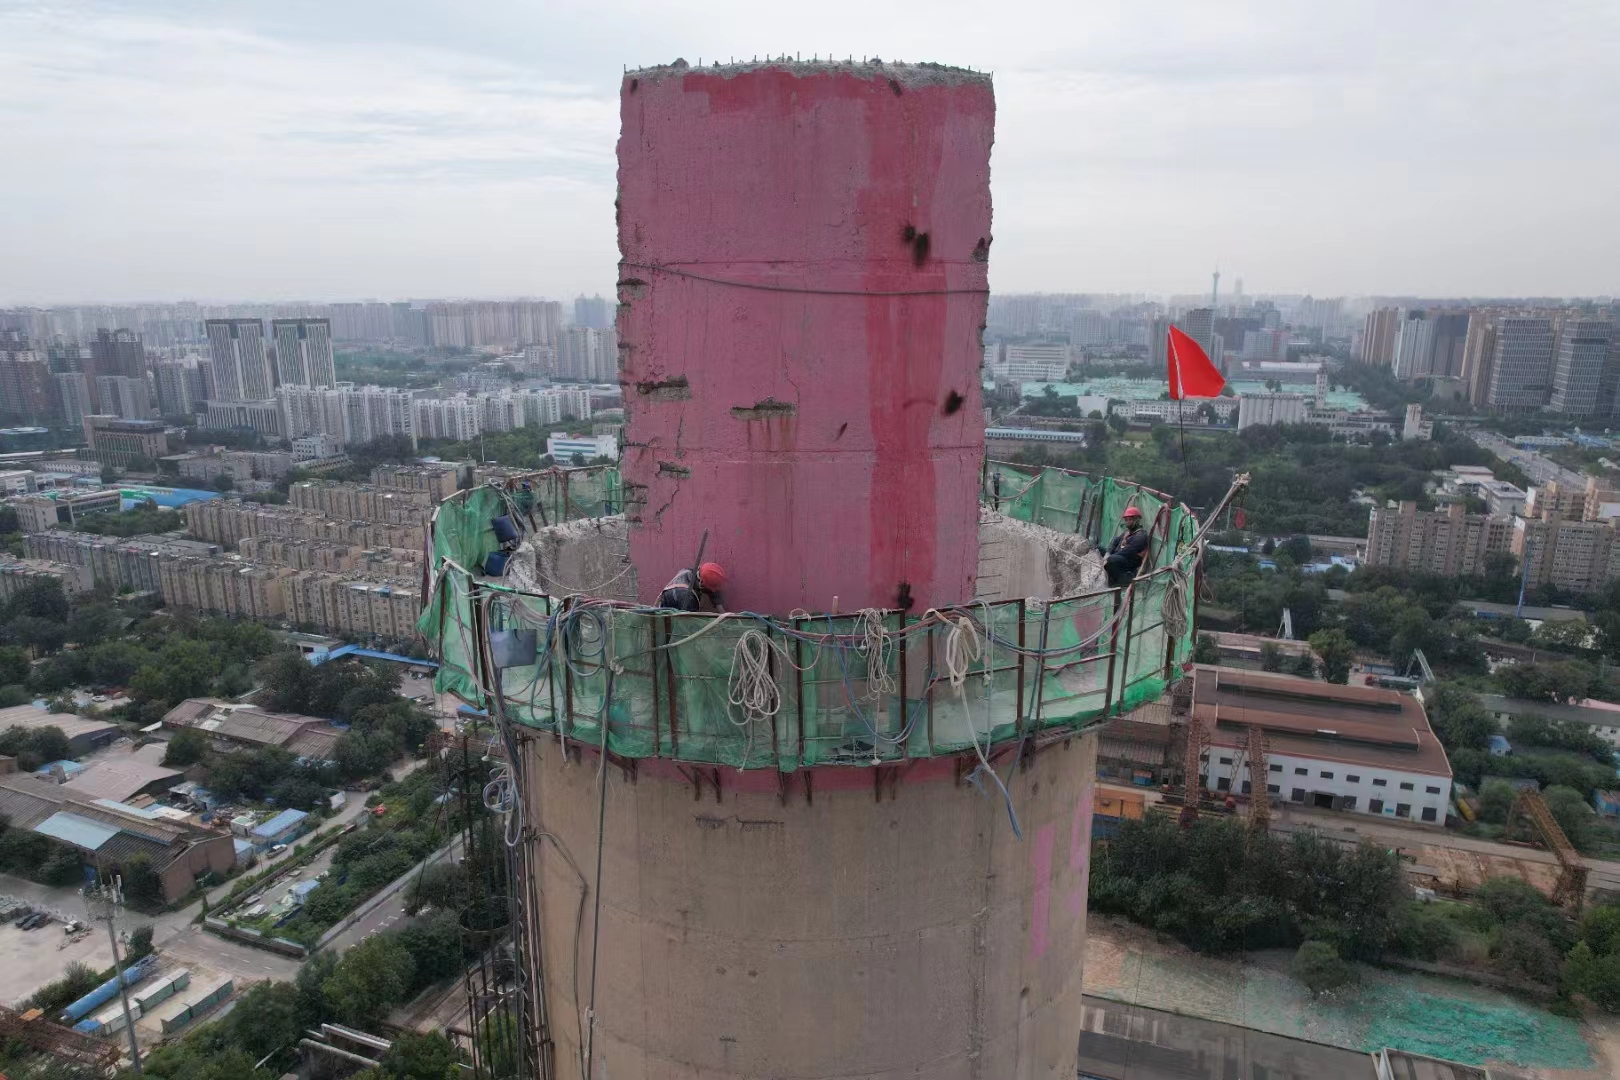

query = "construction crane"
[1406, 648, 1436, 685]
[1505, 788, 1589, 911]
[1245, 725, 1271, 830]
[1179, 714, 1207, 827]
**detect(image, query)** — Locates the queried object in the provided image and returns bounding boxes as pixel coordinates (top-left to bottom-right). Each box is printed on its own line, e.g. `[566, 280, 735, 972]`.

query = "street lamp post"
[84, 879, 142, 1075]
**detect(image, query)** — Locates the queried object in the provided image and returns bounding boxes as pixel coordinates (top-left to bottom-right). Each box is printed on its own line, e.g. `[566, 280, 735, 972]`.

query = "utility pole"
[85, 879, 141, 1075]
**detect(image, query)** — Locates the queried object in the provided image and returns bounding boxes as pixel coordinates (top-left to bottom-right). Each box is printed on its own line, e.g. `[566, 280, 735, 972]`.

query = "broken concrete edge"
[624, 58, 993, 90]
[729, 397, 797, 420]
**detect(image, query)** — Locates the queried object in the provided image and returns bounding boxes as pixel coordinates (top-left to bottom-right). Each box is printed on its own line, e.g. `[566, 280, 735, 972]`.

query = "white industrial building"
[1191, 667, 1454, 825]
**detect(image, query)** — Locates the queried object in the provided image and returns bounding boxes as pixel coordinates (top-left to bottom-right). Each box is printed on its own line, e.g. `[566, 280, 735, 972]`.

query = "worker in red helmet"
[658, 561, 727, 612]
[1103, 506, 1149, 587]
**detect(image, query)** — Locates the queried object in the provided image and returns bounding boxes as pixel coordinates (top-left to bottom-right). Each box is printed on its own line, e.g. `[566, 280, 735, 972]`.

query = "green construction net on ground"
[420, 463, 1202, 770]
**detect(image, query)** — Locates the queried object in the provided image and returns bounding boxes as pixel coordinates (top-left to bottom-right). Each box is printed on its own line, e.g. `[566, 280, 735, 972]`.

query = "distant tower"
[271, 318, 336, 388]
[1211, 269, 1221, 310]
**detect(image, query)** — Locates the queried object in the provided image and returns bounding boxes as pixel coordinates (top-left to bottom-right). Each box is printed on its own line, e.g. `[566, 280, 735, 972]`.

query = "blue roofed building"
[250, 808, 309, 850]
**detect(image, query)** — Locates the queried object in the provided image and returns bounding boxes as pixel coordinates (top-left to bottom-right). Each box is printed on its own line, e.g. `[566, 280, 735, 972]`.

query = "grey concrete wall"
[521, 516, 637, 601]
[975, 512, 1103, 603]
[522, 733, 1096, 1079]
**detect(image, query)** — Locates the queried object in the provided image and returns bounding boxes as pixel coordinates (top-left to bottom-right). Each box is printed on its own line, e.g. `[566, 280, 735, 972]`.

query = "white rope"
[854, 607, 895, 700]
[1162, 564, 1190, 642]
[727, 629, 782, 727]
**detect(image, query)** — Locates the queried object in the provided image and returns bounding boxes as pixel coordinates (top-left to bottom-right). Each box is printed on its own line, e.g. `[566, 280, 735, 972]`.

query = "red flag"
[1167, 325, 1225, 400]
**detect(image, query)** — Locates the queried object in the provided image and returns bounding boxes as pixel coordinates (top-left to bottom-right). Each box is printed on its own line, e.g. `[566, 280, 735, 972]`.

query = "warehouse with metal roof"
[1190, 665, 1455, 824]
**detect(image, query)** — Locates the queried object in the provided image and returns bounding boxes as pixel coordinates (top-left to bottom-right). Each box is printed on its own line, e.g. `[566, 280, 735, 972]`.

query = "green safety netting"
[420, 463, 1201, 770]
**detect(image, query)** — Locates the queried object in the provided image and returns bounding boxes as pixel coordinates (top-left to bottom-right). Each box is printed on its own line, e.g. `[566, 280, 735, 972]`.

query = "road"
[1469, 430, 1587, 488]
[1076, 996, 1376, 1080]
[320, 837, 462, 954]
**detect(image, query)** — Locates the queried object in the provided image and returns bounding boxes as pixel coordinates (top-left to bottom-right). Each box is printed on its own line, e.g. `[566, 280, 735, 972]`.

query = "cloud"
[2, 0, 1618, 302]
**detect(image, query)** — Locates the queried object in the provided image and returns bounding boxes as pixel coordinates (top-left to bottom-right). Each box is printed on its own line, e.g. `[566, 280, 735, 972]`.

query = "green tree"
[323, 934, 415, 1029]
[1496, 923, 1564, 984]
[120, 853, 165, 908]
[0, 645, 29, 686]
[223, 980, 313, 1061]
[1192, 634, 1220, 665]
[378, 1032, 460, 1080]
[162, 727, 211, 768]
[1578, 903, 1620, 955]
[1477, 778, 1517, 824]
[1307, 629, 1354, 684]
[1541, 784, 1597, 852]
[126, 924, 154, 961]
[1291, 940, 1352, 996]
[1288, 651, 1318, 678]
[1259, 641, 1284, 672]
[1565, 942, 1620, 1010]
[396, 911, 465, 986]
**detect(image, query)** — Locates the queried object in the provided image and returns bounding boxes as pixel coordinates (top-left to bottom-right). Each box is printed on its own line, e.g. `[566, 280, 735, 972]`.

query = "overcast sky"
[3, 0, 1617, 305]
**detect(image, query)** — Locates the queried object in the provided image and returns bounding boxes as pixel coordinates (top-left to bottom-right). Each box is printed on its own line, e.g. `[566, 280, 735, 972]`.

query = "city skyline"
[2, 1, 1618, 303]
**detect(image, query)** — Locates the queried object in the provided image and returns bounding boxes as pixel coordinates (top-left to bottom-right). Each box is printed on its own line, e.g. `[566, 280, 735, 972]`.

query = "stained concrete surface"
[1077, 996, 1376, 1080]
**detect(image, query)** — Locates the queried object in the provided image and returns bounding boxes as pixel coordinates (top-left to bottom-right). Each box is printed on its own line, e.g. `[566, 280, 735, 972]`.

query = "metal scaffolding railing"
[420, 462, 1211, 771]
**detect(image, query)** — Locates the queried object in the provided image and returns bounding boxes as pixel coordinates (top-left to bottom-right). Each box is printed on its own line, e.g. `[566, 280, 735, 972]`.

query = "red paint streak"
[1031, 822, 1055, 959]
[863, 79, 946, 608]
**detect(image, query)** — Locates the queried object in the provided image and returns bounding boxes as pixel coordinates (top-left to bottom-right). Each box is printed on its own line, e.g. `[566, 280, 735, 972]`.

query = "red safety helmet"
[698, 562, 726, 591]
[1122, 506, 1143, 521]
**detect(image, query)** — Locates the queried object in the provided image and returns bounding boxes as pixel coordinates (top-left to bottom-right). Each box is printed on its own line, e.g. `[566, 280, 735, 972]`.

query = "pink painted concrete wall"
[617, 61, 993, 616]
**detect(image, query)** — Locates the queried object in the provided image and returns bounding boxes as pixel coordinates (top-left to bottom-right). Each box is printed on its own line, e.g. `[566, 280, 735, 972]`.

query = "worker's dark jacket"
[658, 568, 722, 612]
[1104, 527, 1150, 585]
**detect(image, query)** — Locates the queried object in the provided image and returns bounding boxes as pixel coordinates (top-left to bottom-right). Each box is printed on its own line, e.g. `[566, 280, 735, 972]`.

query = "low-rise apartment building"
[183, 498, 424, 551]
[236, 536, 419, 578]
[282, 571, 422, 639]
[287, 480, 435, 524]
[0, 556, 94, 598]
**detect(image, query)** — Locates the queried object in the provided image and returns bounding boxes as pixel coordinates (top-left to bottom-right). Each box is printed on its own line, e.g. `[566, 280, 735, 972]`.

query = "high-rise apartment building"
[277, 383, 417, 450]
[1359, 307, 1402, 366]
[53, 372, 92, 429]
[271, 318, 336, 388]
[0, 353, 53, 425]
[1514, 514, 1620, 594]
[95, 375, 153, 420]
[91, 328, 146, 381]
[414, 396, 483, 441]
[204, 319, 273, 402]
[574, 294, 612, 330]
[1392, 312, 1435, 380]
[556, 326, 618, 381]
[1485, 316, 1556, 413]
[1428, 310, 1471, 379]
[424, 300, 563, 349]
[1461, 311, 1498, 405]
[1365, 501, 1514, 577]
[1549, 318, 1614, 417]
[154, 361, 198, 417]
